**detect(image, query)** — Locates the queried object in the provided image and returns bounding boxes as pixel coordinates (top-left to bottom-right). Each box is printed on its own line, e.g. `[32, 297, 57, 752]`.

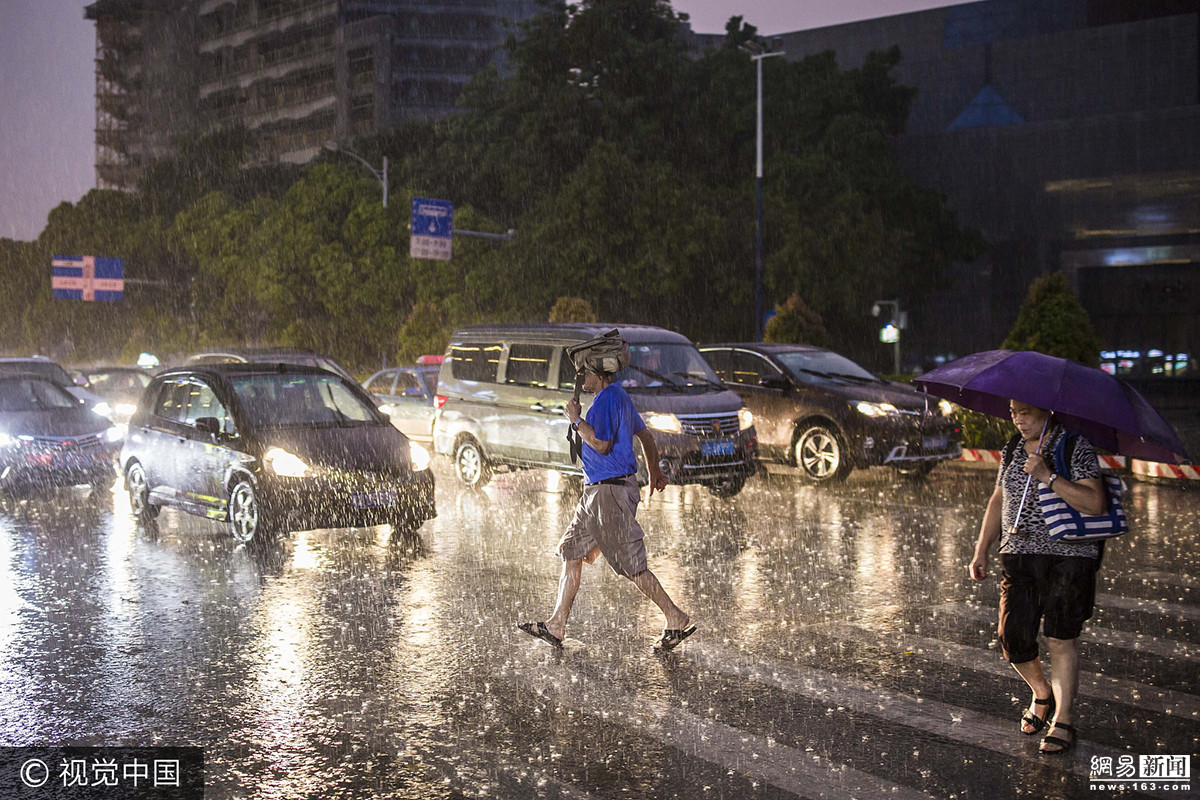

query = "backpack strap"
[1001, 433, 1022, 472]
[1052, 430, 1080, 480]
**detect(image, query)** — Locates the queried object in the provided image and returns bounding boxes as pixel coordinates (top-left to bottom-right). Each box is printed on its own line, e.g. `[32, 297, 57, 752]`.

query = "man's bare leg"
[630, 569, 689, 630]
[545, 558, 583, 641]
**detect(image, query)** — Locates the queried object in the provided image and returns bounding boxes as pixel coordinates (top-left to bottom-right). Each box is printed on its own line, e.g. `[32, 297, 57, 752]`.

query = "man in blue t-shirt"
[517, 361, 696, 652]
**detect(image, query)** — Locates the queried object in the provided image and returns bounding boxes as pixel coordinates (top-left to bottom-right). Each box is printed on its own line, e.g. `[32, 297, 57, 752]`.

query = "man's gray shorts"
[557, 476, 647, 578]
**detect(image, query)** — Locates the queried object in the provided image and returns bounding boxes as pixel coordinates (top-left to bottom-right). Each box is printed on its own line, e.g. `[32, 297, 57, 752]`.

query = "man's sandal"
[517, 621, 563, 649]
[1039, 722, 1077, 755]
[1021, 695, 1055, 735]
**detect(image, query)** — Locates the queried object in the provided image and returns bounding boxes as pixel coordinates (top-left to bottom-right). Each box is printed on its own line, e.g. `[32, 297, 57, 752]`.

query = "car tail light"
[434, 395, 448, 410]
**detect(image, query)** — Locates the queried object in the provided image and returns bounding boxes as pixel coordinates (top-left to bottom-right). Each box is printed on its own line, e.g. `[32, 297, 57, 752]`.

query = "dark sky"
[0, 0, 974, 242]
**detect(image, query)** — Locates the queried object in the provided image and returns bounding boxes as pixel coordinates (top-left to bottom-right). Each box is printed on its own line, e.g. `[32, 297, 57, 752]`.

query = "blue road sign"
[410, 197, 454, 260]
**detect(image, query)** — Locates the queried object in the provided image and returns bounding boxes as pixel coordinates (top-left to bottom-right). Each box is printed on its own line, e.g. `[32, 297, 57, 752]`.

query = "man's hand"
[566, 397, 582, 423]
[647, 465, 669, 496]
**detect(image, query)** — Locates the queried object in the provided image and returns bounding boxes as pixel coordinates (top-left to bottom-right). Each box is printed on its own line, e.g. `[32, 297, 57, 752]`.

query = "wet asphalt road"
[0, 463, 1196, 799]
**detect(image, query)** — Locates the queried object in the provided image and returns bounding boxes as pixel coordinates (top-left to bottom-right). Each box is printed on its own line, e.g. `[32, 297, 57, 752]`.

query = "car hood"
[625, 388, 745, 416]
[255, 423, 411, 471]
[1, 409, 111, 438]
[821, 379, 939, 412]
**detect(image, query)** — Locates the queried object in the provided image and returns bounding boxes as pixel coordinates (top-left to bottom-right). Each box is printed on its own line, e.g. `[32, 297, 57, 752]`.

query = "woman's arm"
[970, 484, 1004, 580]
[1025, 453, 1106, 516]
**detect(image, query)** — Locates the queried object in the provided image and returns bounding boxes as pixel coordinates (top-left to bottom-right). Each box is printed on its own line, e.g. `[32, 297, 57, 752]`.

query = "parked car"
[119, 363, 436, 543]
[77, 366, 153, 425]
[699, 343, 960, 481]
[434, 324, 757, 496]
[363, 364, 440, 442]
[0, 356, 111, 419]
[184, 347, 358, 386]
[0, 372, 121, 498]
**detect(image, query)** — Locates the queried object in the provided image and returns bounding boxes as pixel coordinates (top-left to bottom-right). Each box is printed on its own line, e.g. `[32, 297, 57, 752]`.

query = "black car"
[699, 344, 961, 481]
[184, 348, 358, 386]
[0, 372, 121, 498]
[119, 363, 436, 543]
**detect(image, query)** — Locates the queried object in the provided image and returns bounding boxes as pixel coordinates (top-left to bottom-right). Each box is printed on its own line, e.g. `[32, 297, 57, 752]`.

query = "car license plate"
[922, 435, 947, 451]
[351, 489, 397, 508]
[701, 439, 736, 456]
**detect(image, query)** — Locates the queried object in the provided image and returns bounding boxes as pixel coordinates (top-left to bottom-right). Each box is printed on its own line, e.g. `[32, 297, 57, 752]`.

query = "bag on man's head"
[566, 329, 630, 376]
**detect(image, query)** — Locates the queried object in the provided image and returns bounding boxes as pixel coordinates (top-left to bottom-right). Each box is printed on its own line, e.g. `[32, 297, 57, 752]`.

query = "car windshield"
[85, 370, 151, 399]
[0, 378, 78, 412]
[775, 350, 880, 383]
[419, 369, 438, 396]
[228, 373, 382, 429]
[615, 344, 725, 392]
[0, 361, 73, 387]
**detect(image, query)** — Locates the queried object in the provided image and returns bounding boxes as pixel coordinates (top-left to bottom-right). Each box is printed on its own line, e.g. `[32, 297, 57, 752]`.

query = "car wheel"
[229, 479, 271, 544]
[125, 463, 160, 520]
[706, 475, 746, 498]
[895, 461, 936, 479]
[794, 424, 851, 482]
[454, 438, 492, 488]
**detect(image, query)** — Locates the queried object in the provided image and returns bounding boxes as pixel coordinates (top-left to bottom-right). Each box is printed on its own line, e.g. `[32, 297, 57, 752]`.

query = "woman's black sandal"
[1021, 695, 1055, 735]
[1039, 722, 1076, 755]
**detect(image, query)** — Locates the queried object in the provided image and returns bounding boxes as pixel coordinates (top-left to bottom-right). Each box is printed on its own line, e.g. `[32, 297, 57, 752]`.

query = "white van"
[433, 324, 758, 496]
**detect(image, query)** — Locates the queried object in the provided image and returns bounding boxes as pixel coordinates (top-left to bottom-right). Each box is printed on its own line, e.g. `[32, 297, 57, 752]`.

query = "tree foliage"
[765, 293, 827, 347]
[1002, 272, 1101, 367]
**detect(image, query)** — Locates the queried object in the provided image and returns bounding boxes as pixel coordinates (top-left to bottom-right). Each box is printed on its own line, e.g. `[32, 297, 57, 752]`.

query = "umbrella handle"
[1009, 416, 1051, 536]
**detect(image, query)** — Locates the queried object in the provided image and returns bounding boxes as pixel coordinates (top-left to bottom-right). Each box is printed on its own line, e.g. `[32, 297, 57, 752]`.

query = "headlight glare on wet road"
[738, 408, 754, 430]
[265, 447, 310, 478]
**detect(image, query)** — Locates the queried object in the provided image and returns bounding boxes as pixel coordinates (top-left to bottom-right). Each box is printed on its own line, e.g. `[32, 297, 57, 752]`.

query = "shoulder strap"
[1001, 433, 1022, 471]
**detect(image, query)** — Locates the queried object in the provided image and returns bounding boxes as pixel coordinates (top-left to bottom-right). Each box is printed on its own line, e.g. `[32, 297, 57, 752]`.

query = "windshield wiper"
[826, 372, 879, 383]
[673, 371, 725, 391]
[624, 365, 686, 392]
[794, 367, 835, 380]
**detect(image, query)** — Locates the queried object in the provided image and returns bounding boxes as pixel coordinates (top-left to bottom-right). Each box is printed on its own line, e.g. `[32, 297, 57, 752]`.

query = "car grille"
[23, 433, 106, 453]
[678, 413, 740, 438]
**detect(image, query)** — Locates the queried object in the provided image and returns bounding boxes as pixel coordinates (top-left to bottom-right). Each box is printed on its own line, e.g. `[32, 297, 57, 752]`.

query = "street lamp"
[872, 299, 906, 374]
[742, 40, 784, 341]
[325, 142, 388, 208]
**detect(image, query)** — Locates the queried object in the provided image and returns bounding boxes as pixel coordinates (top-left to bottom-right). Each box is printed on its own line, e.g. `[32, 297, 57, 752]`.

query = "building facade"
[86, 0, 539, 189]
[747, 0, 1200, 390]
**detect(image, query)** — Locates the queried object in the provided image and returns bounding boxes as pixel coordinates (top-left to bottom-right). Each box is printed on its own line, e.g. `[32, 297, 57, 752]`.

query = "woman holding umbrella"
[969, 400, 1106, 754]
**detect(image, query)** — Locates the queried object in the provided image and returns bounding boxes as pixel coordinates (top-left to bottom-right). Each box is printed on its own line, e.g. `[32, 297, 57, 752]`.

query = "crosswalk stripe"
[823, 621, 1200, 719]
[688, 642, 1138, 781]
[1096, 593, 1200, 624]
[928, 601, 1200, 663]
[507, 657, 938, 800]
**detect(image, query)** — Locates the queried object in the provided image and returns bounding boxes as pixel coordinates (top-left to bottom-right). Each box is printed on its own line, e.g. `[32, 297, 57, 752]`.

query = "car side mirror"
[760, 375, 790, 392]
[195, 417, 221, 437]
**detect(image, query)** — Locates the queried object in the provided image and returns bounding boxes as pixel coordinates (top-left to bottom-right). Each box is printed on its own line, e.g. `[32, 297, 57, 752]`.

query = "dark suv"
[699, 343, 960, 481]
[120, 363, 435, 543]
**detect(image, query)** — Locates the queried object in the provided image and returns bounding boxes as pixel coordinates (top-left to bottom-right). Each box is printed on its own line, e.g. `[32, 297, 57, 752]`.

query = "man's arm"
[566, 397, 612, 455]
[635, 428, 669, 494]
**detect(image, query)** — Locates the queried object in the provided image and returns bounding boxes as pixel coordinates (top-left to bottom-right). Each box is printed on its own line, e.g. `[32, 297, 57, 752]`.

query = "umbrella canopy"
[914, 350, 1188, 464]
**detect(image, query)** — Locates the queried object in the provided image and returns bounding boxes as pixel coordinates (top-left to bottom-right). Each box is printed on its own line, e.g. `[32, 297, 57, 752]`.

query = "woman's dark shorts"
[998, 553, 1098, 664]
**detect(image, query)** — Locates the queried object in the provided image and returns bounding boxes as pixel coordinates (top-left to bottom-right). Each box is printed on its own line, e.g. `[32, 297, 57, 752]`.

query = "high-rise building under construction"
[85, 0, 539, 190]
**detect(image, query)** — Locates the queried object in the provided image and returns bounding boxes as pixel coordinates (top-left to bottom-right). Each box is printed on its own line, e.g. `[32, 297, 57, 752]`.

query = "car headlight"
[409, 441, 431, 472]
[854, 401, 897, 417]
[0, 432, 13, 448]
[738, 407, 754, 431]
[104, 425, 125, 443]
[264, 447, 310, 478]
[645, 413, 682, 434]
[92, 401, 114, 420]
[938, 399, 954, 417]
[115, 403, 137, 418]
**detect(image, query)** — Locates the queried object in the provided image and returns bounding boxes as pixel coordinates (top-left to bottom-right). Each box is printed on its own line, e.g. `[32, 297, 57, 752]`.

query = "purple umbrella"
[914, 349, 1188, 464]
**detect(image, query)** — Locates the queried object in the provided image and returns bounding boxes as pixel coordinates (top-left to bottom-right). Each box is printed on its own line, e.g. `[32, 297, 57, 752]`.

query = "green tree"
[396, 301, 451, 363]
[1002, 272, 1101, 367]
[765, 293, 827, 346]
[549, 296, 597, 322]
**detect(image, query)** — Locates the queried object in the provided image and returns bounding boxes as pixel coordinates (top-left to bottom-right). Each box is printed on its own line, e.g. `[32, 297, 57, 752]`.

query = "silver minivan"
[433, 324, 758, 496]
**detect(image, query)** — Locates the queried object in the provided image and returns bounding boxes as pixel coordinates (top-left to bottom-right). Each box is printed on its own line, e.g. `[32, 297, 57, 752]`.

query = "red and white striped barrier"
[1132, 460, 1200, 481]
[1097, 454, 1127, 470]
[960, 449, 1003, 464]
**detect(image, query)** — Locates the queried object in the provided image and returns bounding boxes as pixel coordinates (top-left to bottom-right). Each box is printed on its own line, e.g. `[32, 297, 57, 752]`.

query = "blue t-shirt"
[581, 382, 645, 483]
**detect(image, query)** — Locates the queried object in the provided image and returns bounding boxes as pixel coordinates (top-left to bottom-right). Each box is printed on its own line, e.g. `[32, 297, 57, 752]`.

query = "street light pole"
[750, 47, 784, 341]
[326, 143, 388, 208]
